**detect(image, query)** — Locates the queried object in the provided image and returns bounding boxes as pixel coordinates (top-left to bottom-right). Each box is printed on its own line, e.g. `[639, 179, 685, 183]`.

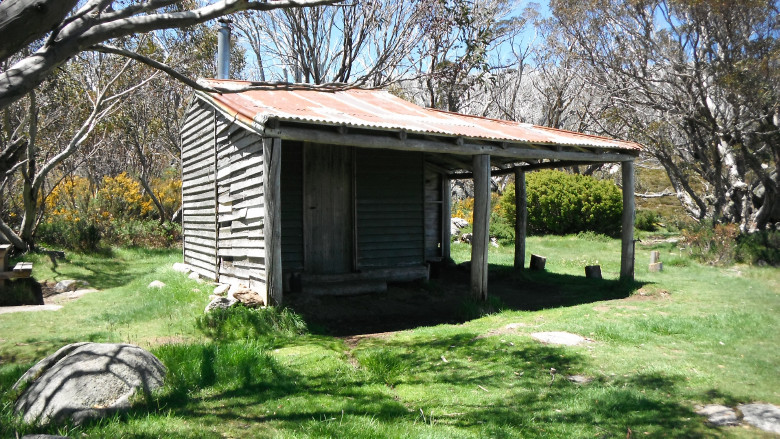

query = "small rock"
[22, 435, 69, 439]
[738, 403, 780, 434]
[531, 331, 588, 346]
[504, 322, 527, 330]
[232, 286, 264, 308]
[695, 404, 739, 426]
[188, 272, 201, 282]
[213, 284, 230, 296]
[53, 280, 80, 293]
[490, 237, 499, 247]
[451, 217, 469, 235]
[171, 262, 191, 273]
[459, 232, 473, 244]
[205, 296, 237, 313]
[147, 280, 166, 289]
[566, 375, 593, 384]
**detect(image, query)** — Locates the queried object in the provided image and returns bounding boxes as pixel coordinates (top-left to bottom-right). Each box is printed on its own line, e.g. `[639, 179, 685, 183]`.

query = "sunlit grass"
[1, 238, 778, 438]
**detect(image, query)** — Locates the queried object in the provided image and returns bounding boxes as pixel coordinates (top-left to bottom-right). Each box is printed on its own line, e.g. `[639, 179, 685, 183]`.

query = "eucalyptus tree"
[0, 0, 336, 250]
[551, 0, 780, 230]
[233, 0, 426, 85]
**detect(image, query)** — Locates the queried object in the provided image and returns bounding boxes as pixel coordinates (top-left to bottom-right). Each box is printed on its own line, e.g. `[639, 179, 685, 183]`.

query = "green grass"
[1, 238, 779, 438]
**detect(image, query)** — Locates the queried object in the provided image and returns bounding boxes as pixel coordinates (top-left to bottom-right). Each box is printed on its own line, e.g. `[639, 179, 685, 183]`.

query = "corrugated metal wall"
[355, 148, 425, 268]
[181, 101, 218, 279]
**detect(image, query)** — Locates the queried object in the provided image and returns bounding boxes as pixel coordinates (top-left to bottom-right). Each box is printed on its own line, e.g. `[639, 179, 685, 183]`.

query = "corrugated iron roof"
[198, 79, 642, 152]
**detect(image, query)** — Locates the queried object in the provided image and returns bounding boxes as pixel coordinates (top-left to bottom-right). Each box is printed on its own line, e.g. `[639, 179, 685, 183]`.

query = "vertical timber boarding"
[263, 137, 283, 305]
[181, 102, 218, 280]
[620, 160, 636, 280]
[471, 154, 491, 300]
[355, 149, 425, 269]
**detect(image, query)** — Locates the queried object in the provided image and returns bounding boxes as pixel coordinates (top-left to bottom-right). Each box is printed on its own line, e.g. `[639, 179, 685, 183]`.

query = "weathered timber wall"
[181, 100, 218, 279]
[355, 148, 424, 268]
[214, 114, 267, 292]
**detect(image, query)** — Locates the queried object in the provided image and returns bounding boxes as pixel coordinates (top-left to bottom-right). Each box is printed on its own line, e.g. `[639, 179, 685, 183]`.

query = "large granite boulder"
[13, 343, 166, 425]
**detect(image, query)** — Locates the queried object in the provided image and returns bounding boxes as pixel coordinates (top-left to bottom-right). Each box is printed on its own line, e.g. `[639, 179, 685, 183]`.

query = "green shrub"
[499, 170, 623, 236]
[735, 230, 780, 266]
[489, 212, 515, 244]
[196, 306, 308, 342]
[36, 218, 101, 252]
[636, 210, 661, 232]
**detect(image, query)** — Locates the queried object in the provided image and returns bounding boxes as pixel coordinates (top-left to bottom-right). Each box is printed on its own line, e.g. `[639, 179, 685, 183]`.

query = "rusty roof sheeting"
[199, 79, 641, 152]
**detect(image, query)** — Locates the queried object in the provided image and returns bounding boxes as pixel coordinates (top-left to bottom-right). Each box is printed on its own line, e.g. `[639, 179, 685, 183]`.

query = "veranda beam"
[471, 154, 491, 300]
[620, 160, 636, 280]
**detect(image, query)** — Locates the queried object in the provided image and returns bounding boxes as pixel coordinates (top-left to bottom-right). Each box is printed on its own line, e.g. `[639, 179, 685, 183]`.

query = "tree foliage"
[550, 0, 780, 231]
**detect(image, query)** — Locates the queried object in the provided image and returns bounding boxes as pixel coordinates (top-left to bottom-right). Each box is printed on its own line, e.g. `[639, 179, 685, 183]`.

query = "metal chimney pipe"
[217, 19, 231, 79]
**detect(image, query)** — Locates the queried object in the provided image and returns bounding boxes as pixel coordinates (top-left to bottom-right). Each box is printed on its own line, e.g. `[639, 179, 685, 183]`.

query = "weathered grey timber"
[514, 169, 527, 270]
[263, 137, 282, 306]
[471, 154, 490, 300]
[620, 161, 636, 279]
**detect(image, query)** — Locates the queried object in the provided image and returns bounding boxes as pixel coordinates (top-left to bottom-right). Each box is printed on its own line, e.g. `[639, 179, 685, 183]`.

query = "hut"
[180, 79, 641, 306]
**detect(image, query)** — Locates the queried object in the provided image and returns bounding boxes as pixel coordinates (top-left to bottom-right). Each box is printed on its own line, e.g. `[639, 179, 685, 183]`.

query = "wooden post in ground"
[263, 137, 283, 306]
[0, 244, 10, 289]
[514, 168, 527, 270]
[620, 160, 636, 280]
[442, 177, 451, 261]
[471, 154, 490, 301]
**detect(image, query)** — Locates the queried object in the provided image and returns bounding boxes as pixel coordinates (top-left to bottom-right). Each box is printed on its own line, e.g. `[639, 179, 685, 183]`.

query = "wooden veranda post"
[471, 154, 490, 300]
[514, 168, 527, 270]
[263, 137, 283, 305]
[620, 160, 636, 280]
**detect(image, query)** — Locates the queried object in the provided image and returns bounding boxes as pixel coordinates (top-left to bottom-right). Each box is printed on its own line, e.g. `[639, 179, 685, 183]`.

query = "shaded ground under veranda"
[286, 263, 645, 336]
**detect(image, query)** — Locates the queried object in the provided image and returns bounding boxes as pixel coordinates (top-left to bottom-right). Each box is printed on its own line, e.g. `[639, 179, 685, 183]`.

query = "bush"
[736, 230, 780, 266]
[489, 212, 515, 244]
[636, 210, 661, 232]
[498, 170, 623, 236]
[682, 222, 739, 265]
[36, 218, 101, 252]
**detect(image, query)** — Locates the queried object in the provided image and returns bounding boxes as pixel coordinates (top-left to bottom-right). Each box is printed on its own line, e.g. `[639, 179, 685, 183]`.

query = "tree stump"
[585, 265, 602, 279]
[529, 254, 546, 271]
[649, 251, 663, 272]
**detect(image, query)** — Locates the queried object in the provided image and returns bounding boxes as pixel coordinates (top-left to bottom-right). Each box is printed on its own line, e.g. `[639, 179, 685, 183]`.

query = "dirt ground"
[285, 265, 637, 336]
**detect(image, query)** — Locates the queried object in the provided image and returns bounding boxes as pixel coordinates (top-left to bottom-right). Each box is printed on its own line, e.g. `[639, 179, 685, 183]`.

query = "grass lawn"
[1, 236, 778, 438]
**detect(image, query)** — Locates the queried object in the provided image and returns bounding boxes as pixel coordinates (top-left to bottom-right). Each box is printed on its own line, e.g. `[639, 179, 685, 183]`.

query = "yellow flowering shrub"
[96, 172, 154, 220]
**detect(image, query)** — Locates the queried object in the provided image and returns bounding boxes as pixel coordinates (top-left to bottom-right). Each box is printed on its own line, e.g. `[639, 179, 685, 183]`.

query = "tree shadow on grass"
[31, 333, 714, 438]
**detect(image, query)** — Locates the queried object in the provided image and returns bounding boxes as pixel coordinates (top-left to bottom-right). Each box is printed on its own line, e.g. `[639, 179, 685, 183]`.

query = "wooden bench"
[0, 244, 33, 287]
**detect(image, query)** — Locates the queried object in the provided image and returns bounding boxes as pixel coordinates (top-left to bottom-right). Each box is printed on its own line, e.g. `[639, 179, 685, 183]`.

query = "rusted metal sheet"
[199, 79, 642, 152]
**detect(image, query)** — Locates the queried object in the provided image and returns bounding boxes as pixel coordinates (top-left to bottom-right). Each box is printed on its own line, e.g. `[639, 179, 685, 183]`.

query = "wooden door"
[303, 143, 353, 274]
